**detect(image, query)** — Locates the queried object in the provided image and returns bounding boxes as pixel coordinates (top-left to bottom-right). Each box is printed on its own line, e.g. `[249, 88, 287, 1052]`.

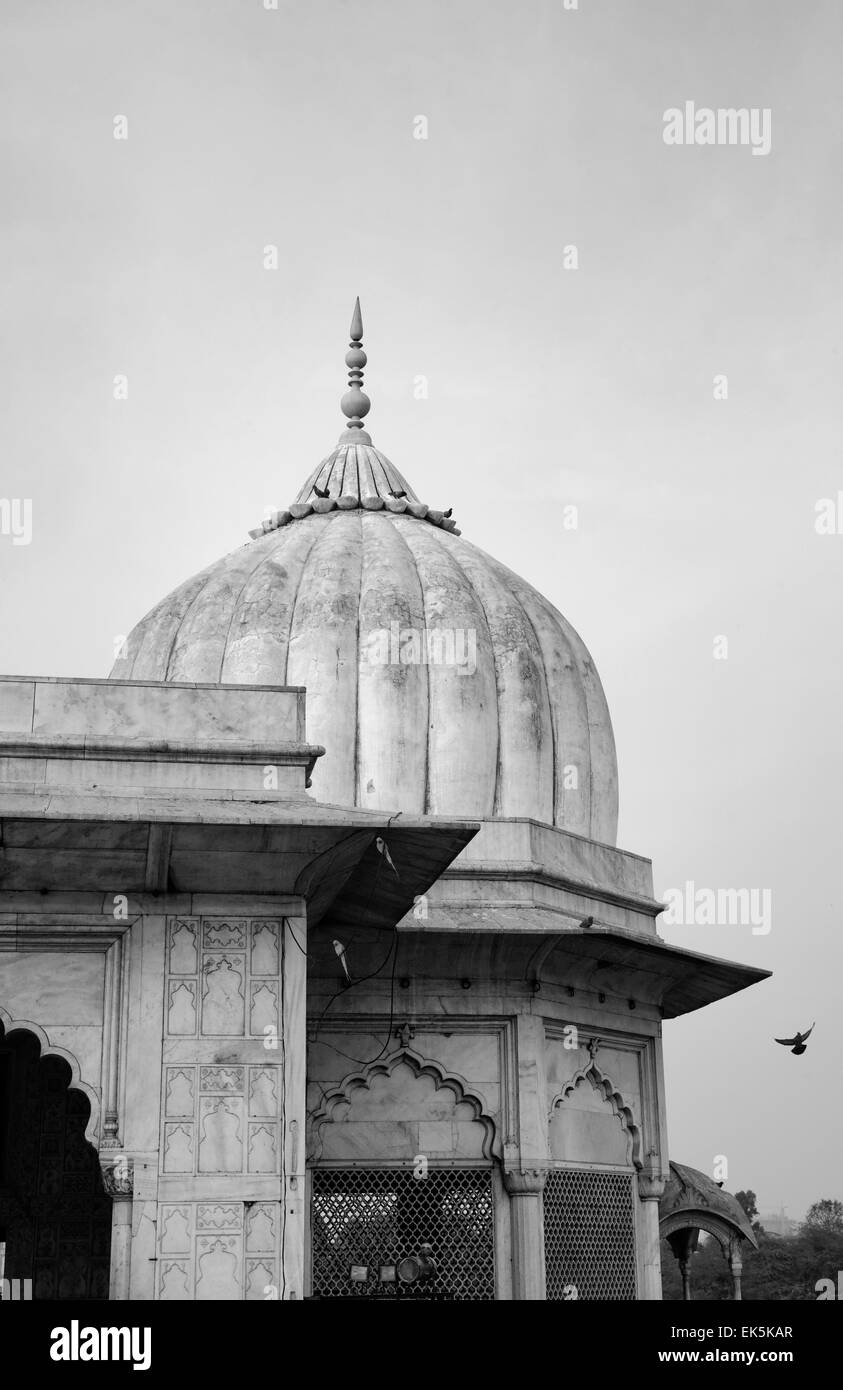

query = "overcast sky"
[2, 0, 841, 1220]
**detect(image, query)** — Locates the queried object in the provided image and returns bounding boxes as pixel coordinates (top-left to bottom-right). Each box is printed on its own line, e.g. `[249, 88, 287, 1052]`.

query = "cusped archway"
[0, 1021, 112, 1299]
[306, 1048, 499, 1300]
[308, 1047, 500, 1164]
[659, 1162, 758, 1300]
[548, 1061, 641, 1169]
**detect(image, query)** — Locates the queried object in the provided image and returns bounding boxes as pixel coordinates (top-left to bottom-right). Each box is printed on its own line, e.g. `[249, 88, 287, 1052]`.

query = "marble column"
[666, 1227, 698, 1301]
[100, 1156, 134, 1301]
[503, 1168, 547, 1300]
[729, 1234, 743, 1300]
[637, 1172, 667, 1299]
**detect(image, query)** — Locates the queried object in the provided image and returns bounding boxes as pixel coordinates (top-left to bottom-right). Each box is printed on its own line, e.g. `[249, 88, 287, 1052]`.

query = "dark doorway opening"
[0, 1024, 112, 1299]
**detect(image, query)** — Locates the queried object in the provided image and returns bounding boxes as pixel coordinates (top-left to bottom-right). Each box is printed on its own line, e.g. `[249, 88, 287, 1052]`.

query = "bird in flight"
[774, 1022, 815, 1055]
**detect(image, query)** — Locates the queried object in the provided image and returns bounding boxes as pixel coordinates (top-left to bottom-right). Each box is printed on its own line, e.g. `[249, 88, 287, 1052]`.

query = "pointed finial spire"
[339, 297, 372, 445]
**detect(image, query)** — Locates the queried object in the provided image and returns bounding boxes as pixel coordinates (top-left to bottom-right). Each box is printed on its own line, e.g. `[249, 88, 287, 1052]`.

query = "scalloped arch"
[308, 1046, 500, 1162]
[548, 1060, 642, 1171]
[660, 1210, 742, 1254]
[0, 1008, 101, 1146]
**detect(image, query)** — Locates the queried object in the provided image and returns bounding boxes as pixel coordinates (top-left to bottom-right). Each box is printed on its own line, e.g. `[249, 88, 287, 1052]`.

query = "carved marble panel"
[163, 1123, 194, 1174]
[160, 1206, 191, 1253]
[159, 1066, 281, 1174]
[198, 1098, 245, 1173]
[197, 1204, 242, 1231]
[169, 918, 199, 974]
[249, 1067, 279, 1117]
[160, 1261, 191, 1300]
[200, 1066, 245, 1094]
[167, 981, 197, 1037]
[156, 1201, 283, 1301]
[249, 981, 278, 1036]
[201, 956, 246, 1035]
[195, 1236, 242, 1300]
[165, 916, 285, 1041]
[245, 1203, 276, 1252]
[165, 1068, 195, 1117]
[245, 1259, 276, 1301]
[247, 1122, 278, 1174]
[203, 920, 246, 950]
[250, 921, 279, 976]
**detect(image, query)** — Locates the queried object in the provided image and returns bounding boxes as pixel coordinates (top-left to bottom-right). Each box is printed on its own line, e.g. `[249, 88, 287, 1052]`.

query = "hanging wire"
[285, 917, 309, 959]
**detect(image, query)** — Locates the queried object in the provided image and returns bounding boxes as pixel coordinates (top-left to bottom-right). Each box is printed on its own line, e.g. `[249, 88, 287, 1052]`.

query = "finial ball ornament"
[340, 297, 371, 432]
[341, 387, 371, 421]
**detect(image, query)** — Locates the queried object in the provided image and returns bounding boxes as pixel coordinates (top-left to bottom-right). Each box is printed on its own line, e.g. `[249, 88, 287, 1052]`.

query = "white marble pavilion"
[0, 304, 768, 1300]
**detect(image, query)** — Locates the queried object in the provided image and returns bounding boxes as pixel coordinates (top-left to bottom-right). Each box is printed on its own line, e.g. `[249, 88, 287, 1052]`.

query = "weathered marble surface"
[0, 753, 305, 797]
[108, 511, 619, 843]
[0, 675, 303, 744]
[448, 818, 657, 902]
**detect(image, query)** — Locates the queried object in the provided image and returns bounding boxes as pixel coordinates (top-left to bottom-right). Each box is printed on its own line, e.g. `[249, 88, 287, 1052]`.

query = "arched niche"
[0, 1021, 112, 1299]
[548, 1062, 641, 1169]
[0, 1008, 101, 1146]
[308, 1048, 499, 1164]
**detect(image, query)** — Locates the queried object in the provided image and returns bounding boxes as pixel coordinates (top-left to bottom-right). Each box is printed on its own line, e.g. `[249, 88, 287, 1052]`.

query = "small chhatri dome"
[111, 302, 619, 843]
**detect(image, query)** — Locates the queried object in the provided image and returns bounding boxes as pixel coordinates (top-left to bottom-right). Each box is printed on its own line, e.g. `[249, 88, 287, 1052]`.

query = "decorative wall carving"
[200, 1066, 244, 1093]
[163, 1122, 193, 1174]
[160, 1208, 191, 1252]
[203, 920, 246, 950]
[202, 956, 246, 1035]
[308, 1046, 500, 1162]
[249, 1067, 277, 1116]
[199, 1099, 245, 1174]
[154, 917, 290, 1299]
[503, 1167, 547, 1195]
[169, 918, 198, 974]
[548, 1060, 642, 1170]
[156, 1202, 279, 1300]
[167, 981, 196, 1036]
[248, 1124, 277, 1173]
[160, 1063, 282, 1176]
[165, 918, 282, 1040]
[196, 1237, 242, 1300]
[250, 982, 278, 1035]
[251, 923, 279, 975]
[99, 1155, 134, 1196]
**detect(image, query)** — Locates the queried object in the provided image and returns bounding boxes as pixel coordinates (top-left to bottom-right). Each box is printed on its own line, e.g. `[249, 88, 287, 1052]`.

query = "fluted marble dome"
[110, 306, 619, 844]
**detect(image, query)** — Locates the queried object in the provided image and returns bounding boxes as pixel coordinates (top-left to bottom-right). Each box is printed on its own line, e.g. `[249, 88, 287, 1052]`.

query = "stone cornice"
[439, 864, 665, 919]
[0, 735, 323, 765]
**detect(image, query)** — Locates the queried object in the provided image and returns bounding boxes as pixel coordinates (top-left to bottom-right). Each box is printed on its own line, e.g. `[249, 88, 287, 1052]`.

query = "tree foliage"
[734, 1190, 758, 1223]
[804, 1198, 843, 1233]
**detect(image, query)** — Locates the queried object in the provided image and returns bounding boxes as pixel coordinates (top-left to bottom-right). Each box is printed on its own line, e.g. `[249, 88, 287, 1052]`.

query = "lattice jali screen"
[310, 1167, 495, 1299]
[544, 1168, 637, 1300]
